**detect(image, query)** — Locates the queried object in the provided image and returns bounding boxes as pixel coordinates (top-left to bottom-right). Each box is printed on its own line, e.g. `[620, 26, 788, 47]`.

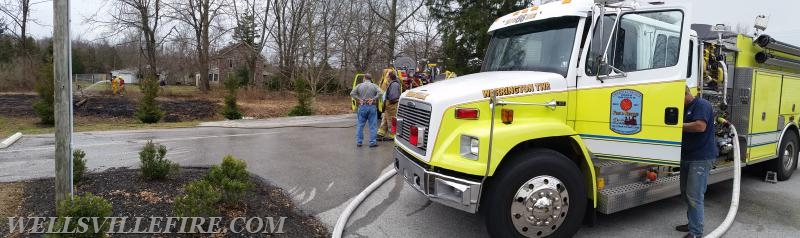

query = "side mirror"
[594, 5, 627, 81]
[597, 62, 628, 80]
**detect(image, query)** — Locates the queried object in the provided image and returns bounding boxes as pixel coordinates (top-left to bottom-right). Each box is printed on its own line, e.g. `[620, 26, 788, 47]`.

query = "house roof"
[212, 42, 268, 63]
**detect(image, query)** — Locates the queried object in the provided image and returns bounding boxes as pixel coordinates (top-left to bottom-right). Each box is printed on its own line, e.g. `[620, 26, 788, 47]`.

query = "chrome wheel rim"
[784, 142, 796, 171]
[510, 175, 569, 237]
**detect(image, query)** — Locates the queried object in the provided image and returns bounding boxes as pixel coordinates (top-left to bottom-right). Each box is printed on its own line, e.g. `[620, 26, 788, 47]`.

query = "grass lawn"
[82, 82, 199, 96]
[0, 116, 200, 138]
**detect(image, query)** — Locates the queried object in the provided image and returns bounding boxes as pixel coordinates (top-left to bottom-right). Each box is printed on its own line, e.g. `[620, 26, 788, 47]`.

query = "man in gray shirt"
[351, 74, 382, 147]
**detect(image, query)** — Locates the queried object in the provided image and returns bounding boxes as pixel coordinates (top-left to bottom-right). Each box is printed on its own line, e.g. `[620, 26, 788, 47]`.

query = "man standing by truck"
[351, 74, 381, 147]
[676, 86, 718, 238]
[378, 72, 401, 141]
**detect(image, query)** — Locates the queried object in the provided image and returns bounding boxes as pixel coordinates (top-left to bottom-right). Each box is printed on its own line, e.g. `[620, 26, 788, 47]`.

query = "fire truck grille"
[397, 101, 432, 155]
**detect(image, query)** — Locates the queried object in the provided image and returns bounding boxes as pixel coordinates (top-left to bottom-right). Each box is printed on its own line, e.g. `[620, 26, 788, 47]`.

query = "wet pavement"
[2, 115, 799, 237]
[0, 114, 394, 215]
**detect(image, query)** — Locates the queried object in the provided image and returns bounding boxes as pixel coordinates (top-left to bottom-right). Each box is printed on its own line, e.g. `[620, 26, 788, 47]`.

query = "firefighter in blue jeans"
[351, 74, 382, 147]
[676, 86, 718, 238]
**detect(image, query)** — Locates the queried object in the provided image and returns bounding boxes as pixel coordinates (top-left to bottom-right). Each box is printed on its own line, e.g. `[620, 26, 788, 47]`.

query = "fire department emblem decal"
[610, 89, 643, 135]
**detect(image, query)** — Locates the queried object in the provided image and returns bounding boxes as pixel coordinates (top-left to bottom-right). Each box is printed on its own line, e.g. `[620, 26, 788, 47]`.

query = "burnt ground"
[0, 94, 218, 122]
[1, 168, 329, 237]
[0, 94, 37, 117]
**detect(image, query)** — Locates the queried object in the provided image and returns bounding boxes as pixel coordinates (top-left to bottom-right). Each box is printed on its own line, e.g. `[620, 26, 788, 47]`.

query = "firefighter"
[111, 76, 119, 96]
[350, 74, 381, 147]
[378, 72, 401, 141]
[675, 86, 718, 238]
[118, 77, 126, 96]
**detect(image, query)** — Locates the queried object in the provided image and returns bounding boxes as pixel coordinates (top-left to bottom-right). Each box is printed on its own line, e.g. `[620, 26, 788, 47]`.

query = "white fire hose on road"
[332, 168, 397, 238]
[705, 123, 741, 238]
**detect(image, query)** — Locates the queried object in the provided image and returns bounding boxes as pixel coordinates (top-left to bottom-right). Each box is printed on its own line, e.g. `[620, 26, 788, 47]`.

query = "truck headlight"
[460, 135, 479, 160]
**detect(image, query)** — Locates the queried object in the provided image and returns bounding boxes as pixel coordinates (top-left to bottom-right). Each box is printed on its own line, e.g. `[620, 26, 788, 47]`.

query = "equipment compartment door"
[575, 9, 690, 166]
[748, 71, 782, 162]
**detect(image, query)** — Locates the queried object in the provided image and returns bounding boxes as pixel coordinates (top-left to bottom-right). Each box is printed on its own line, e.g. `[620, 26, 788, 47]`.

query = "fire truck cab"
[393, 0, 799, 237]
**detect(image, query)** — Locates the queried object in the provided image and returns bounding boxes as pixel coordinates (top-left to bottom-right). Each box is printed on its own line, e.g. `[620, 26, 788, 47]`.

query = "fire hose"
[332, 168, 397, 238]
[705, 123, 741, 238]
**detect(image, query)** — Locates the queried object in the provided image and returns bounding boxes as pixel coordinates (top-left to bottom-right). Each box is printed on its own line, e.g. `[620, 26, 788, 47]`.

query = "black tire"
[773, 130, 799, 181]
[483, 149, 587, 238]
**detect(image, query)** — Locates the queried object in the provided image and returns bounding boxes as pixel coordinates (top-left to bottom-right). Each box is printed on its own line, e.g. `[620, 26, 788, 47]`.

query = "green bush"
[206, 155, 252, 205]
[288, 79, 313, 116]
[73, 149, 87, 183]
[52, 193, 113, 237]
[32, 59, 54, 125]
[136, 76, 164, 123]
[236, 66, 251, 87]
[173, 179, 221, 218]
[264, 75, 284, 91]
[139, 140, 178, 180]
[221, 74, 243, 120]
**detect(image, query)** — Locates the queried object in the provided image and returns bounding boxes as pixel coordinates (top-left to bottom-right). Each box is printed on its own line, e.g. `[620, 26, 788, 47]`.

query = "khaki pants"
[378, 102, 398, 138]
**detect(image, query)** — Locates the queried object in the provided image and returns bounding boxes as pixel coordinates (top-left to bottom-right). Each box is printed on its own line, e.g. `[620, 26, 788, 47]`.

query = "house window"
[229, 59, 233, 68]
[208, 73, 220, 82]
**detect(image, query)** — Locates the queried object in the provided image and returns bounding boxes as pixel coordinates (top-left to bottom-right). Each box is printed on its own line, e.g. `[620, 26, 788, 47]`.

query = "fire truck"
[392, 0, 799, 237]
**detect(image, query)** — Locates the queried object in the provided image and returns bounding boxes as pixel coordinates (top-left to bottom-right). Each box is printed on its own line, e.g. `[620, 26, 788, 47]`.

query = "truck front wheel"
[483, 149, 587, 238]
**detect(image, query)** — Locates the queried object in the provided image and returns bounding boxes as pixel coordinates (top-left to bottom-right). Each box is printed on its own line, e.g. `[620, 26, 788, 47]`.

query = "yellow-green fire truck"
[392, 0, 800, 237]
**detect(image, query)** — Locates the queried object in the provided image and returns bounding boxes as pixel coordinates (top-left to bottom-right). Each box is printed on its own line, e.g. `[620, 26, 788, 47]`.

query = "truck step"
[593, 159, 670, 190]
[597, 163, 734, 214]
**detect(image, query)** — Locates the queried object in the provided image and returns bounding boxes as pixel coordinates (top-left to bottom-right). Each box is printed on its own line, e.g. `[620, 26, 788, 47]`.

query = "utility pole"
[53, 0, 73, 209]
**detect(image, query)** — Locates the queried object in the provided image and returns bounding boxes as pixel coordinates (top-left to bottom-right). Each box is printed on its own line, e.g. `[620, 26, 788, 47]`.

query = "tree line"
[1, 0, 536, 94]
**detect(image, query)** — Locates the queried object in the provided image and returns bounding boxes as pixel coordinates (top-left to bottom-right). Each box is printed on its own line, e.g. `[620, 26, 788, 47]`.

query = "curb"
[0, 132, 22, 149]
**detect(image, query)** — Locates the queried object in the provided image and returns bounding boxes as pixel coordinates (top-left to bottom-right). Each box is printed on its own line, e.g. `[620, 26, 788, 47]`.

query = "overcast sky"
[20, 0, 800, 46]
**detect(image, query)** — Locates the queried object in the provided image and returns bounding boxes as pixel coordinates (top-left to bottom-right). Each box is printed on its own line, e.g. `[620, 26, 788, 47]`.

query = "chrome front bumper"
[394, 148, 482, 213]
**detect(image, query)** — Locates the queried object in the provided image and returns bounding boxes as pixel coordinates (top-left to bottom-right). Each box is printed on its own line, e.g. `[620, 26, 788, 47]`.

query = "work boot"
[682, 234, 699, 238]
[369, 144, 379, 148]
[356, 144, 362, 147]
[675, 224, 689, 232]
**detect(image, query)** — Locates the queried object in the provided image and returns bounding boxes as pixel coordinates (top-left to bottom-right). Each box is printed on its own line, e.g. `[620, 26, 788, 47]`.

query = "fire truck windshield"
[482, 16, 579, 77]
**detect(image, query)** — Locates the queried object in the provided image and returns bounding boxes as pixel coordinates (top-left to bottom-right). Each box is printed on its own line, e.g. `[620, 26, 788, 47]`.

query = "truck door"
[575, 8, 690, 166]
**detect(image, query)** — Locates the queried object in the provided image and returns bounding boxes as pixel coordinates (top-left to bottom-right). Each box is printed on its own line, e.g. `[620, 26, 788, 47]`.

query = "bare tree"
[0, 18, 8, 34]
[269, 0, 308, 84]
[166, 0, 224, 92]
[160, 29, 197, 85]
[368, 0, 424, 64]
[299, 0, 344, 95]
[105, 0, 167, 78]
[335, 0, 385, 74]
[398, 7, 441, 64]
[0, 0, 48, 51]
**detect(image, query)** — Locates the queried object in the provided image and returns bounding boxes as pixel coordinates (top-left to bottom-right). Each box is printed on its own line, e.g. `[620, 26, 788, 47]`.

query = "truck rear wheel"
[773, 130, 799, 181]
[483, 149, 586, 238]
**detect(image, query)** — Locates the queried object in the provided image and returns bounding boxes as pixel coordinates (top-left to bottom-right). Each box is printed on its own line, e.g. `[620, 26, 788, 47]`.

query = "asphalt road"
[2, 115, 799, 237]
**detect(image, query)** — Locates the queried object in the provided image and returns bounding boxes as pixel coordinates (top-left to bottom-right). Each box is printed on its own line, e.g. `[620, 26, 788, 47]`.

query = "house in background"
[210, 42, 270, 86]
